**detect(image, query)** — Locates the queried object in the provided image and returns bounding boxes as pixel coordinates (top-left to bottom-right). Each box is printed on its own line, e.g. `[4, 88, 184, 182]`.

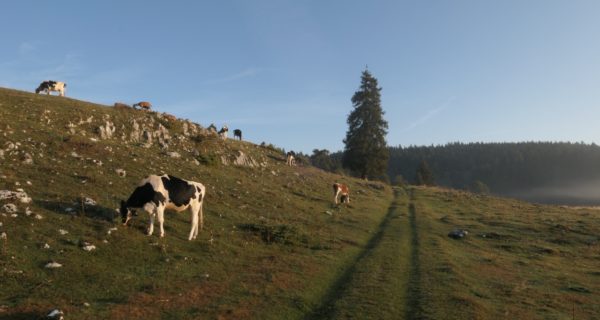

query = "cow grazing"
[120, 174, 206, 240]
[218, 125, 228, 139]
[333, 183, 350, 204]
[133, 101, 152, 111]
[233, 129, 242, 141]
[286, 151, 296, 166]
[114, 102, 131, 109]
[35, 81, 66, 96]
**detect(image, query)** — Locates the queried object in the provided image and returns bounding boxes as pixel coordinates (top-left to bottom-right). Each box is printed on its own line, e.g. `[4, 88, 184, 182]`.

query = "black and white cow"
[35, 81, 66, 96]
[218, 125, 229, 139]
[286, 151, 296, 166]
[120, 174, 206, 240]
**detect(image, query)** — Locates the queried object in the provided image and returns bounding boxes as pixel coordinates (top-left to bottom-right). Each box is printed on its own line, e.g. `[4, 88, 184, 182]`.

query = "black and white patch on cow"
[120, 174, 206, 240]
[286, 151, 296, 166]
[218, 125, 229, 139]
[35, 80, 66, 96]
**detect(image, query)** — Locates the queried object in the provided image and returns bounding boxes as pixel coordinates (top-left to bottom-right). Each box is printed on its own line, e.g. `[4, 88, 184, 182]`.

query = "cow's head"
[35, 83, 46, 94]
[119, 200, 137, 225]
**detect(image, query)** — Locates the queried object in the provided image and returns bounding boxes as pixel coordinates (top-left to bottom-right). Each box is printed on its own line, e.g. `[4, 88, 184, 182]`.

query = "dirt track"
[307, 187, 422, 319]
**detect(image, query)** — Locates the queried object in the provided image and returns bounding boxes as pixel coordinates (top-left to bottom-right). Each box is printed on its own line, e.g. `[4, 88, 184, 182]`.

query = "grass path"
[405, 190, 425, 319]
[306, 187, 417, 319]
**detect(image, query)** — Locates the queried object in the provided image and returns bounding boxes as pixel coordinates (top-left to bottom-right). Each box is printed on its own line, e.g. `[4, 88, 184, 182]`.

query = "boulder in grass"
[0, 190, 31, 203]
[2, 204, 17, 214]
[81, 241, 97, 252]
[83, 197, 97, 206]
[46, 309, 64, 320]
[115, 169, 126, 177]
[448, 229, 469, 239]
[45, 261, 63, 269]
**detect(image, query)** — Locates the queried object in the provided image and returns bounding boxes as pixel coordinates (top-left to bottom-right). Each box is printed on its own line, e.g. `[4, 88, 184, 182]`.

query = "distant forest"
[310, 142, 600, 205]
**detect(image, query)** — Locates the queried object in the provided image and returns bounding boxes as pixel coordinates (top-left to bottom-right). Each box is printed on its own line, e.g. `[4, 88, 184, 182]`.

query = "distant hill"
[388, 142, 600, 205]
[0, 87, 392, 319]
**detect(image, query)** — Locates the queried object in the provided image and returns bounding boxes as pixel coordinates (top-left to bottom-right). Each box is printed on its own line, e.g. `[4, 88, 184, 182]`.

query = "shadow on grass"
[405, 191, 425, 320]
[35, 199, 116, 221]
[304, 189, 401, 320]
[0, 312, 42, 320]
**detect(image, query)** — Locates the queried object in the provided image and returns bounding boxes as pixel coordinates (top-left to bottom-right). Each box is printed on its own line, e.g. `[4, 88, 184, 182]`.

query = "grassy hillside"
[408, 187, 600, 319]
[1, 87, 598, 319]
[0, 88, 393, 319]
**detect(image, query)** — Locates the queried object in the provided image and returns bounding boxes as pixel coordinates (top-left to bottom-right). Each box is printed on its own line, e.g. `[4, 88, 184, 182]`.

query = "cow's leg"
[157, 206, 166, 237]
[147, 211, 156, 236]
[188, 204, 199, 241]
[198, 199, 204, 235]
[346, 194, 350, 203]
[189, 201, 203, 240]
[334, 189, 340, 204]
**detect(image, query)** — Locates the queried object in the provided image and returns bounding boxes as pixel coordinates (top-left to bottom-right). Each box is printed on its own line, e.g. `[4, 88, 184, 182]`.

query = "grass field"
[0, 87, 599, 319]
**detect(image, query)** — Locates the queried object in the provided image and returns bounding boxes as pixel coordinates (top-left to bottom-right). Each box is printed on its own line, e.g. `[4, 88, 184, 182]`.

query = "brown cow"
[333, 183, 350, 204]
[133, 101, 152, 110]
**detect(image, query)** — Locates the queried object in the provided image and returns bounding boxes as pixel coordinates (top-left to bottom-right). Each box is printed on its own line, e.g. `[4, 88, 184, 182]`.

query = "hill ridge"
[0, 87, 396, 319]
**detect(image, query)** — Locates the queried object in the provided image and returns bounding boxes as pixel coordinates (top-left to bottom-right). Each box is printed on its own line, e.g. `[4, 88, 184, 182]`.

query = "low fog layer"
[504, 179, 600, 206]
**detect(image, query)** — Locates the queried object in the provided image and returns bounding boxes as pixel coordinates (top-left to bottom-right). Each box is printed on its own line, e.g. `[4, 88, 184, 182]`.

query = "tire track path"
[306, 188, 420, 319]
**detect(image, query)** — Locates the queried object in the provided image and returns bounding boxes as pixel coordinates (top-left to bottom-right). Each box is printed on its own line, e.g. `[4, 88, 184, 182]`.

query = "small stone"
[83, 197, 96, 206]
[167, 151, 181, 158]
[45, 261, 63, 269]
[448, 229, 469, 239]
[34, 214, 43, 220]
[82, 244, 96, 252]
[43, 243, 50, 249]
[46, 308, 64, 319]
[58, 229, 69, 235]
[0, 232, 7, 240]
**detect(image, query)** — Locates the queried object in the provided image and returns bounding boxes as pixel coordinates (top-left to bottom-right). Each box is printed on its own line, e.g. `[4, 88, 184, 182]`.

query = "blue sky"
[2, 1, 600, 153]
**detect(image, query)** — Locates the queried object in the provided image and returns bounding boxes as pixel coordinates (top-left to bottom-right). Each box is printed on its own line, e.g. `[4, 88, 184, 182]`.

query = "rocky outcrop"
[97, 120, 116, 139]
[221, 150, 259, 167]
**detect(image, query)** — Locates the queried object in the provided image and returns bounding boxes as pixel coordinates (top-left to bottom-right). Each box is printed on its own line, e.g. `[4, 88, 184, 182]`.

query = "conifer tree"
[415, 159, 435, 186]
[342, 69, 389, 179]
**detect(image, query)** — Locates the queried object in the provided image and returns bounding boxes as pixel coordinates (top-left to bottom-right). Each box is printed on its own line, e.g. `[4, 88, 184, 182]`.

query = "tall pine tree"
[343, 69, 389, 179]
